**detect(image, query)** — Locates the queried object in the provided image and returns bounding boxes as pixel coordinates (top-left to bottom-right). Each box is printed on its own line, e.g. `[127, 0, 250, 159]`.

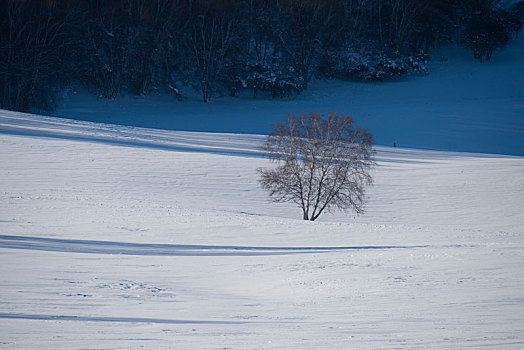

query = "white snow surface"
[1, 110, 523, 349]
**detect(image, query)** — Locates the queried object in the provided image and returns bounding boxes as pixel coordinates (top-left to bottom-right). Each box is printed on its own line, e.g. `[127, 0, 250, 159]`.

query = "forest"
[1, 0, 522, 112]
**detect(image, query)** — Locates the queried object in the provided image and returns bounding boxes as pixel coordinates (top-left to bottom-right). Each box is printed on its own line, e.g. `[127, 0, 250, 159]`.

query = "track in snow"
[0, 235, 428, 256]
[0, 313, 246, 325]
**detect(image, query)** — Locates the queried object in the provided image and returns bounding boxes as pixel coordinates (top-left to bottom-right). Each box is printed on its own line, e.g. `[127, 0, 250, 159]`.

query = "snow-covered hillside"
[1, 110, 523, 349]
[54, 36, 524, 156]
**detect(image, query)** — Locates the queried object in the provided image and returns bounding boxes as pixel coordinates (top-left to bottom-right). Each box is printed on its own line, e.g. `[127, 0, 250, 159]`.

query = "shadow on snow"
[0, 312, 245, 325]
[0, 235, 428, 257]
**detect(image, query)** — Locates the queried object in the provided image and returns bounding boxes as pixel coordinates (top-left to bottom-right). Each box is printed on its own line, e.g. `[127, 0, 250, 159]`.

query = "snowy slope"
[1, 110, 523, 349]
[54, 36, 524, 156]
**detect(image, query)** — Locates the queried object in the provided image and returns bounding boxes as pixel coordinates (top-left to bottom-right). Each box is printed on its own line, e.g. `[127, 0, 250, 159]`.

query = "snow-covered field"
[1, 110, 523, 349]
[1, 32, 523, 350]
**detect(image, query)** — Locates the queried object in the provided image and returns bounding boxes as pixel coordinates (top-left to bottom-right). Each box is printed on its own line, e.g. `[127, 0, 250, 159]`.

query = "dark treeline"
[1, 0, 522, 112]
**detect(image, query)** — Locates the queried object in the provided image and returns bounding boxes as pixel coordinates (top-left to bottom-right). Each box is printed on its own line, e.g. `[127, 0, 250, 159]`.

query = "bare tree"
[259, 112, 374, 221]
[0, 0, 71, 112]
[186, 0, 242, 102]
[273, 0, 345, 92]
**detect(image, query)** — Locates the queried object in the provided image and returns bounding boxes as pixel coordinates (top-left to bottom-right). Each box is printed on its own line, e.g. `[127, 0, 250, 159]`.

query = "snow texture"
[1, 109, 523, 349]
